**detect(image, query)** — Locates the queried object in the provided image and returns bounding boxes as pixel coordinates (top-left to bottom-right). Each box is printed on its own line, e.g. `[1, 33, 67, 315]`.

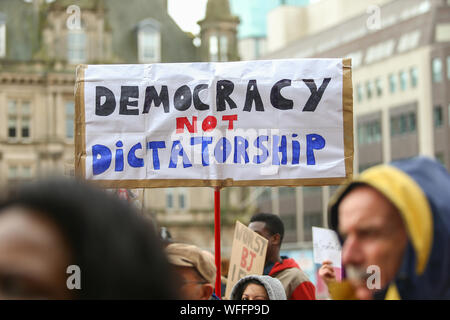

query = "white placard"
[312, 226, 342, 267]
[75, 59, 353, 187]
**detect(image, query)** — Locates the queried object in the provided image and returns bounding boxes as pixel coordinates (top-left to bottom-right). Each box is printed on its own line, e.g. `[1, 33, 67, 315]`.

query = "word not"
[176, 115, 238, 133]
[95, 78, 331, 115]
[91, 133, 326, 175]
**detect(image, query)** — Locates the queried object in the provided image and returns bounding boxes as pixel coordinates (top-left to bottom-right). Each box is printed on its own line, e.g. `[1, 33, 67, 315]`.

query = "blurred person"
[166, 243, 217, 300]
[230, 275, 287, 300]
[328, 156, 450, 299]
[201, 249, 222, 299]
[0, 177, 178, 299]
[248, 213, 316, 300]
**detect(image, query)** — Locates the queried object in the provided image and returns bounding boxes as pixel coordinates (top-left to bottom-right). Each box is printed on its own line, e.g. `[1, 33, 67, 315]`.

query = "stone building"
[0, 0, 246, 251]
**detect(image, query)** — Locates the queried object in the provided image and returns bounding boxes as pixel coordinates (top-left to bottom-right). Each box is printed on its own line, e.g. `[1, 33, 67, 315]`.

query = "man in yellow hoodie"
[327, 157, 450, 300]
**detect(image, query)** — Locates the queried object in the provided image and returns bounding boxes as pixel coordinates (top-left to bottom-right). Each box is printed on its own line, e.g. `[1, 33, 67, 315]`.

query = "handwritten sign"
[75, 59, 353, 187]
[225, 221, 268, 299]
[312, 226, 342, 267]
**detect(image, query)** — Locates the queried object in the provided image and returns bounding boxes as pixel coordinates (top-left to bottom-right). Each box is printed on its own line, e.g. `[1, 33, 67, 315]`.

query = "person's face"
[248, 221, 280, 261]
[241, 282, 269, 300]
[0, 206, 73, 299]
[338, 186, 408, 299]
[175, 266, 213, 300]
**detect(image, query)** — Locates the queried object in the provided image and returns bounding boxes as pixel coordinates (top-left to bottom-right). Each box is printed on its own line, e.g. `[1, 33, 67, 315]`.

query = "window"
[448, 104, 450, 125]
[0, 13, 5, 58]
[7, 165, 32, 182]
[304, 212, 322, 241]
[356, 83, 363, 102]
[280, 187, 296, 197]
[219, 35, 228, 62]
[303, 186, 322, 195]
[408, 112, 416, 132]
[66, 101, 75, 138]
[209, 35, 219, 62]
[21, 101, 30, 138]
[8, 166, 17, 180]
[281, 214, 296, 233]
[178, 188, 187, 210]
[8, 100, 17, 138]
[259, 187, 272, 200]
[366, 81, 373, 99]
[447, 56, 450, 80]
[432, 58, 443, 83]
[410, 67, 418, 88]
[399, 71, 408, 91]
[7, 100, 31, 140]
[391, 112, 416, 136]
[358, 120, 382, 146]
[359, 162, 381, 173]
[375, 78, 383, 97]
[22, 166, 32, 180]
[67, 30, 86, 64]
[435, 153, 445, 165]
[434, 106, 443, 128]
[138, 19, 161, 63]
[166, 188, 174, 209]
[389, 74, 397, 93]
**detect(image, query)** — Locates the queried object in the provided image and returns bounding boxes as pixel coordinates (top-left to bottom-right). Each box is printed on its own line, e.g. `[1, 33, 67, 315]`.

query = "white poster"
[312, 226, 342, 267]
[75, 59, 353, 187]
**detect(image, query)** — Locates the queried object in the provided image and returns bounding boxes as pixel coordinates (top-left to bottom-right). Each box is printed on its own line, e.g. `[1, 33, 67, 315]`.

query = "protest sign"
[312, 226, 342, 299]
[224, 221, 268, 299]
[75, 59, 353, 187]
[312, 226, 342, 266]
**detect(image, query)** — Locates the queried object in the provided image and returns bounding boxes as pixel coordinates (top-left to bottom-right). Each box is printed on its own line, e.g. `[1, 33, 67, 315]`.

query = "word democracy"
[92, 133, 326, 175]
[95, 78, 332, 115]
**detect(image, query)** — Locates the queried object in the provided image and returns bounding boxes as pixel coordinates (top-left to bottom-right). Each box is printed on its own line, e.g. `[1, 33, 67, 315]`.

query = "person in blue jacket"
[328, 156, 450, 299]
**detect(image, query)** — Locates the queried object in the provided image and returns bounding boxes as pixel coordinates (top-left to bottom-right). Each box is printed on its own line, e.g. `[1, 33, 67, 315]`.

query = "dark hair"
[0, 177, 178, 299]
[249, 213, 284, 243]
[239, 279, 266, 299]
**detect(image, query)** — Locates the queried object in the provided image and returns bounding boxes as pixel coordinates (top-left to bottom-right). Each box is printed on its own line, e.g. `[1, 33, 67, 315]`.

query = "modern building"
[228, 0, 309, 61]
[256, 0, 450, 244]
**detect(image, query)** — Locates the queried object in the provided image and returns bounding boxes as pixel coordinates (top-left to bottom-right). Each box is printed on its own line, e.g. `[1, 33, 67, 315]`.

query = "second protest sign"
[225, 221, 268, 299]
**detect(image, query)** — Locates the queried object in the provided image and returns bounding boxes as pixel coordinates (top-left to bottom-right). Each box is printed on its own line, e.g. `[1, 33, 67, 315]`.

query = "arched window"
[208, 33, 229, 62]
[67, 29, 86, 63]
[138, 19, 161, 63]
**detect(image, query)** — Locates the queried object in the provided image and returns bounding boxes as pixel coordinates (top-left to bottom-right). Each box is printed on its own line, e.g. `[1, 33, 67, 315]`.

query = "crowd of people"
[0, 156, 448, 299]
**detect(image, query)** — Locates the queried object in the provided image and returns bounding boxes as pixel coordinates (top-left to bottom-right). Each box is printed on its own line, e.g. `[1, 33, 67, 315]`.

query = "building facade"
[257, 0, 450, 243]
[0, 0, 246, 251]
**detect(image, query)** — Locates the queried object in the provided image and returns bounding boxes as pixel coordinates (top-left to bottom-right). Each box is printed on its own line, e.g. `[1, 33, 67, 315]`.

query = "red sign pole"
[214, 187, 221, 298]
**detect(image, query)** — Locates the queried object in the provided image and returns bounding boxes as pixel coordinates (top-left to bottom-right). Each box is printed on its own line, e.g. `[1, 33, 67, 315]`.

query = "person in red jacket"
[248, 213, 316, 300]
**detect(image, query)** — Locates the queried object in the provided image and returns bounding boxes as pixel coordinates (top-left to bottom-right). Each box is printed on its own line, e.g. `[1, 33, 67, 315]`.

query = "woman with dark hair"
[230, 275, 287, 300]
[0, 177, 178, 299]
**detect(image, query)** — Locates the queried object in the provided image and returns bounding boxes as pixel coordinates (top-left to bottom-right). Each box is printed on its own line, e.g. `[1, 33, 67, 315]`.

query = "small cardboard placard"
[225, 221, 268, 299]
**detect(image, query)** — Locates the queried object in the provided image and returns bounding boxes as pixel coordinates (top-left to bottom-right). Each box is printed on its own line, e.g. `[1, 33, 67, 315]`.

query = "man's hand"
[318, 260, 336, 285]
